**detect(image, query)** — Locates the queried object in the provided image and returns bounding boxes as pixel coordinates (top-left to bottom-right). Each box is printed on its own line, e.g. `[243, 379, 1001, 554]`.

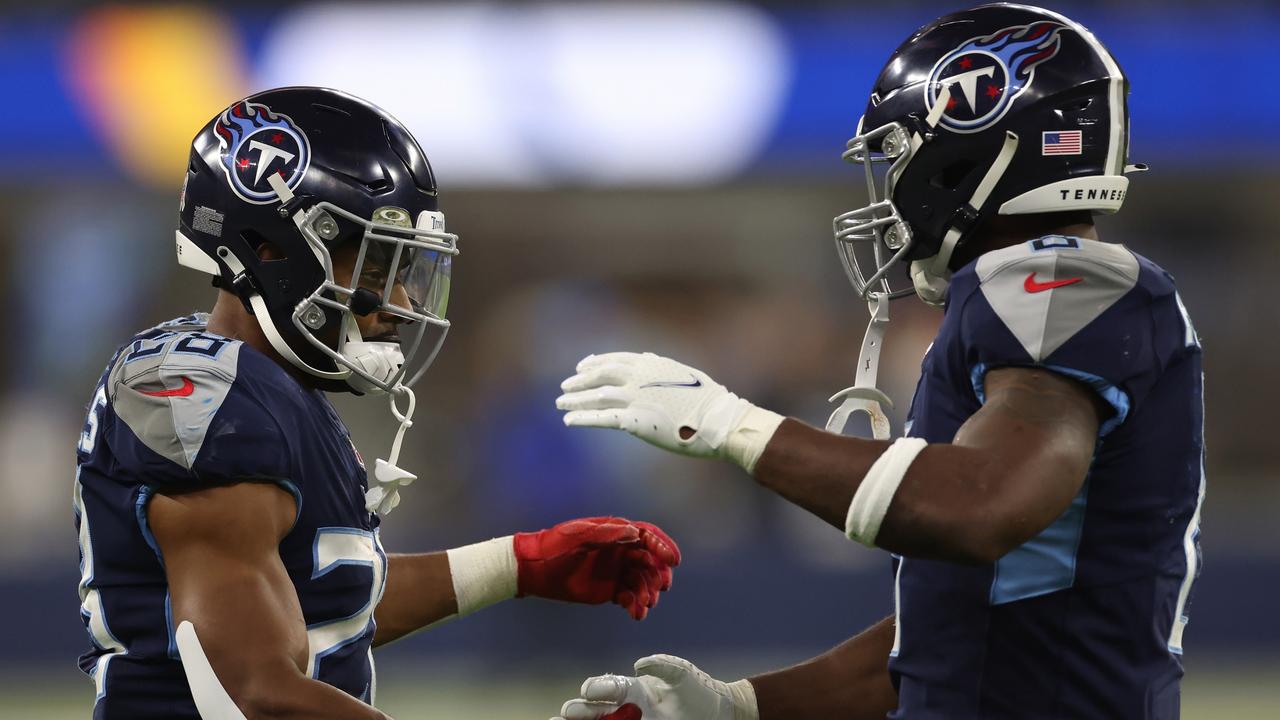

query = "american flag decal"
[1042, 130, 1083, 155]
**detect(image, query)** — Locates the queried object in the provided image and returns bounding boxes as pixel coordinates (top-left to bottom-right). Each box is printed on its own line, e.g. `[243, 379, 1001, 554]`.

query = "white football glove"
[554, 654, 759, 720]
[556, 352, 784, 473]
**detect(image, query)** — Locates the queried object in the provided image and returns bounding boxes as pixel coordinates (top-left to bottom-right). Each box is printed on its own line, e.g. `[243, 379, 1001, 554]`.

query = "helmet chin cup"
[910, 259, 951, 307]
[343, 341, 405, 395]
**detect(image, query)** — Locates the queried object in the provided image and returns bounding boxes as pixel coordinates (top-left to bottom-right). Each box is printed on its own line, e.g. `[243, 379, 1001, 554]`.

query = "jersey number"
[307, 528, 387, 690]
[78, 384, 108, 455]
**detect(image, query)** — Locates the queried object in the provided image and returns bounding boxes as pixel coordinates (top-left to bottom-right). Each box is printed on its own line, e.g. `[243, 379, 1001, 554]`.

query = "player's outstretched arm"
[755, 366, 1105, 563]
[149, 483, 393, 720]
[554, 617, 896, 720]
[558, 353, 1105, 564]
[373, 517, 681, 646]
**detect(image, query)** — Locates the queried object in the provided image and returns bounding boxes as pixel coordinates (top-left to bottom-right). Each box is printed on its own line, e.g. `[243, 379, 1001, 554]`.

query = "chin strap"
[365, 385, 418, 515]
[215, 246, 350, 381]
[826, 292, 893, 440]
[911, 130, 1021, 307]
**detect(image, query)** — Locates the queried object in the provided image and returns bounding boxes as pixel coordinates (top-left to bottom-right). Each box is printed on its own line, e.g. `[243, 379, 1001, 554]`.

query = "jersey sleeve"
[956, 237, 1162, 435]
[104, 334, 294, 488]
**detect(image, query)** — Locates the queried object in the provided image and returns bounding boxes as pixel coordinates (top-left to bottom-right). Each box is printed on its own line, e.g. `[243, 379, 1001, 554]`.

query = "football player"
[553, 4, 1203, 719]
[74, 87, 681, 720]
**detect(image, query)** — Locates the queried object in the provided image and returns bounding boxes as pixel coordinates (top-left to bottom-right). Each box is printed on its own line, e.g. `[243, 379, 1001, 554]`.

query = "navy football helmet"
[176, 86, 457, 395]
[834, 3, 1141, 305]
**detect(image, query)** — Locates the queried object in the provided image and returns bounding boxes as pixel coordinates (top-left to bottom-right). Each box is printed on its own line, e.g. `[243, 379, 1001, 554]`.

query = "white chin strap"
[365, 386, 418, 516]
[213, 246, 350, 381]
[827, 292, 893, 440]
[910, 130, 1021, 307]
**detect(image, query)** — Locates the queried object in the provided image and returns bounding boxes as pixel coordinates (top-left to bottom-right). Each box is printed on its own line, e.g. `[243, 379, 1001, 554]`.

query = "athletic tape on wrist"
[723, 403, 785, 474]
[727, 678, 761, 720]
[445, 536, 518, 617]
[846, 437, 929, 546]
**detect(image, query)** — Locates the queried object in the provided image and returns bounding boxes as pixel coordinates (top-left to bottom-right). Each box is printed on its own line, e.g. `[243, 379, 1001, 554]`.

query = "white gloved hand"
[556, 353, 784, 473]
[554, 654, 759, 720]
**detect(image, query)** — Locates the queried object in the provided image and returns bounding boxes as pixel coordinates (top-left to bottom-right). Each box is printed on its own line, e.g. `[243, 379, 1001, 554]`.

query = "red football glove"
[514, 517, 681, 621]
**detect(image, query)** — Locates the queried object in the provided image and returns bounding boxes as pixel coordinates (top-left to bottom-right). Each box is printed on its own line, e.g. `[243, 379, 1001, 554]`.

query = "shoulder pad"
[108, 330, 244, 471]
[972, 236, 1140, 362]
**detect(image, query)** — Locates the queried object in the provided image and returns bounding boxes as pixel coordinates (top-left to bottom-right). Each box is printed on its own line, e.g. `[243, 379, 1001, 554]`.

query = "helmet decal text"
[926, 21, 1067, 134]
[214, 101, 311, 204]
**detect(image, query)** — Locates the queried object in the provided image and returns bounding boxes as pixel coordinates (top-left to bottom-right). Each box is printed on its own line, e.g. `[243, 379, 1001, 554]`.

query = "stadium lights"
[254, 2, 789, 187]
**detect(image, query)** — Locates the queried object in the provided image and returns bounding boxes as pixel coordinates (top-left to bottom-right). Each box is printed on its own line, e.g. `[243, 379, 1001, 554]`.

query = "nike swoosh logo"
[139, 376, 195, 398]
[640, 376, 703, 389]
[1023, 272, 1083, 293]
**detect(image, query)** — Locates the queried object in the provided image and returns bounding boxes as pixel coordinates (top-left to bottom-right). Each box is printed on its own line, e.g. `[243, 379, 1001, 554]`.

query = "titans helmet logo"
[926, 21, 1067, 134]
[214, 101, 311, 204]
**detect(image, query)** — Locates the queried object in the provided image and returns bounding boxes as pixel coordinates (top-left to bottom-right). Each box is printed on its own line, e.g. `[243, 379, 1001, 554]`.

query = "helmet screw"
[314, 214, 339, 240]
[884, 222, 911, 251]
[277, 206, 289, 218]
[884, 227, 902, 250]
[301, 304, 326, 329]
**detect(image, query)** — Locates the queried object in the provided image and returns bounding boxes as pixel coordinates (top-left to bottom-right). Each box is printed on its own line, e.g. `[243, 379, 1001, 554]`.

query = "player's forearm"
[751, 419, 887, 527]
[374, 536, 525, 645]
[753, 419, 1009, 564]
[750, 615, 897, 720]
[237, 672, 394, 719]
[372, 552, 458, 646]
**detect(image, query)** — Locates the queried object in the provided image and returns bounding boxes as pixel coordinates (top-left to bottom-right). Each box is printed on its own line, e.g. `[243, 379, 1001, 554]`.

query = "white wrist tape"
[727, 678, 760, 720]
[846, 437, 928, 546]
[722, 402, 785, 474]
[445, 536, 518, 617]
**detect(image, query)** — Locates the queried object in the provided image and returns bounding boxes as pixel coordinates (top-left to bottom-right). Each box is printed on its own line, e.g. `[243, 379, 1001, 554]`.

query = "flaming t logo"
[215, 101, 311, 204]
[926, 21, 1068, 134]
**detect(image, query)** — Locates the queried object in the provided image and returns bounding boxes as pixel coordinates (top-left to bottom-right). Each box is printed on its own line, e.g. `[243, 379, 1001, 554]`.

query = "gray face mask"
[290, 201, 457, 396]
[832, 119, 921, 302]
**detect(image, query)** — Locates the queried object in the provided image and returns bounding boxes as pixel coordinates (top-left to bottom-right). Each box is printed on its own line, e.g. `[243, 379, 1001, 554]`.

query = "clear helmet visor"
[833, 120, 919, 299]
[400, 242, 451, 321]
[390, 232, 452, 388]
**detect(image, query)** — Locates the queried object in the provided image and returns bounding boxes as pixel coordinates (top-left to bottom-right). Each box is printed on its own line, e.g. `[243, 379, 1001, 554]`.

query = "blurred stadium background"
[1, 1, 1277, 717]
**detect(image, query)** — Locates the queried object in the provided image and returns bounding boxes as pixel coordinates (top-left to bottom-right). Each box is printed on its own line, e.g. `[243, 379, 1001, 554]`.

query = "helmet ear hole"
[242, 230, 289, 261]
[1054, 96, 1098, 122]
[1058, 97, 1094, 113]
[930, 159, 978, 190]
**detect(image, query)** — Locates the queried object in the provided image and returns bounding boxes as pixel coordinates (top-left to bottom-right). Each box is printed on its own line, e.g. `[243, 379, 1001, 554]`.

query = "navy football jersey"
[890, 237, 1204, 719]
[74, 314, 386, 719]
